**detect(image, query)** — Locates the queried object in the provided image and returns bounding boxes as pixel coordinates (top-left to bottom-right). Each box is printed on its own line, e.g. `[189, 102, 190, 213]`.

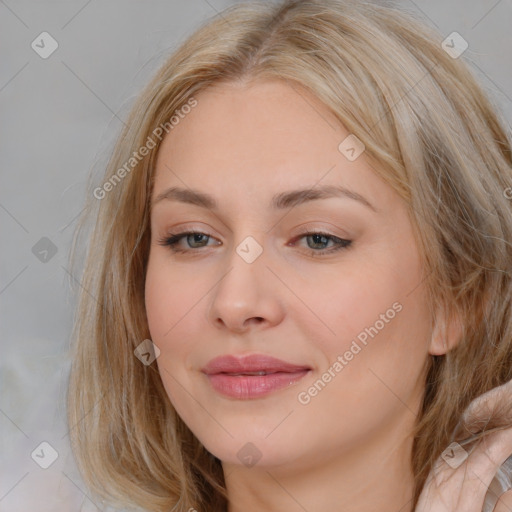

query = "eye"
[157, 230, 217, 253]
[290, 231, 352, 257]
[157, 229, 352, 257]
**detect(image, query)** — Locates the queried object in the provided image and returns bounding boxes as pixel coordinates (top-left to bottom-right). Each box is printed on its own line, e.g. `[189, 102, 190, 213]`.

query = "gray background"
[1, 1, 511, 510]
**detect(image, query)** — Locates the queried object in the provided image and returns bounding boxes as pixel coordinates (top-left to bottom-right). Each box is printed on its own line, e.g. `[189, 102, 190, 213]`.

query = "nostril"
[246, 317, 264, 327]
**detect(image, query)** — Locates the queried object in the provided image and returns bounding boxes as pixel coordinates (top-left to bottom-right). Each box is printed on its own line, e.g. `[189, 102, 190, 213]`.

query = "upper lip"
[202, 354, 311, 375]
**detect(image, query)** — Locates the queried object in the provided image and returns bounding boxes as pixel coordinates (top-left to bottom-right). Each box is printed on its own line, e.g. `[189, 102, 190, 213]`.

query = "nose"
[206, 248, 286, 334]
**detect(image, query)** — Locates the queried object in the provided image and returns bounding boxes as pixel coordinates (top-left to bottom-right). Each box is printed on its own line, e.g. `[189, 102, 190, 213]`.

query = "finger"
[415, 428, 512, 511]
[461, 380, 512, 428]
[466, 427, 512, 487]
[454, 427, 512, 511]
[494, 489, 512, 512]
[415, 381, 512, 512]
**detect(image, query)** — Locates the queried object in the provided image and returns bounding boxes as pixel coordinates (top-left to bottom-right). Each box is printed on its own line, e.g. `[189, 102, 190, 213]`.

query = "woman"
[66, 1, 512, 510]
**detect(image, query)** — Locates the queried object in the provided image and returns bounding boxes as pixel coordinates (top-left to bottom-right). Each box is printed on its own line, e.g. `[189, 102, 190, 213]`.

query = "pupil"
[311, 234, 327, 248]
[190, 234, 206, 247]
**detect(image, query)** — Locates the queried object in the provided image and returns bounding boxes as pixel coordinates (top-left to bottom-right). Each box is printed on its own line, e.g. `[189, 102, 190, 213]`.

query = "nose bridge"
[206, 234, 284, 331]
[215, 234, 268, 306]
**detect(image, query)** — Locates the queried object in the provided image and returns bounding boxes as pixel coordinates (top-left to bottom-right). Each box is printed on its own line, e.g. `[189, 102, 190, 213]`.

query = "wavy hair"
[66, 0, 512, 510]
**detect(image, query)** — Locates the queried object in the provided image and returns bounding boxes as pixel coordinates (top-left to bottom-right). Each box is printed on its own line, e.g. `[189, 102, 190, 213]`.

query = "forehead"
[150, 79, 394, 212]
[154, 79, 347, 180]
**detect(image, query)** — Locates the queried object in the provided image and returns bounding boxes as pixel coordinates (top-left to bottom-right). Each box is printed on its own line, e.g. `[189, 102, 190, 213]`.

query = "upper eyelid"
[159, 219, 351, 237]
[161, 227, 348, 240]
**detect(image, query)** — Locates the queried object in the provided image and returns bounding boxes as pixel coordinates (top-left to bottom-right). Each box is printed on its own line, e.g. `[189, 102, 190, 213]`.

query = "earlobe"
[428, 307, 464, 356]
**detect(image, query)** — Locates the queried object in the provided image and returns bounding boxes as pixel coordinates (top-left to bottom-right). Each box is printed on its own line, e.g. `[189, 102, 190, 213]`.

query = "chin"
[199, 429, 307, 469]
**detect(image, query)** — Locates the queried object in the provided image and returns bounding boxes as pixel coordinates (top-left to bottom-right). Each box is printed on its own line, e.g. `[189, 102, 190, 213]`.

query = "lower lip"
[205, 370, 310, 399]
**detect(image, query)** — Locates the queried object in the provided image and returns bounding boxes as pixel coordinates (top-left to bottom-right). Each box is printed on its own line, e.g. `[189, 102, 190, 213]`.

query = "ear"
[428, 305, 464, 356]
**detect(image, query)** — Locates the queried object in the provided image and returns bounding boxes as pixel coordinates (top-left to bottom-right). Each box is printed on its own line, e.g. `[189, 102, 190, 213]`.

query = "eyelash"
[157, 230, 352, 257]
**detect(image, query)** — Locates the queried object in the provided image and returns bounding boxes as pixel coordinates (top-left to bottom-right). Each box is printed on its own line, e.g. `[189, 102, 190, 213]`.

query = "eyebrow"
[151, 185, 378, 212]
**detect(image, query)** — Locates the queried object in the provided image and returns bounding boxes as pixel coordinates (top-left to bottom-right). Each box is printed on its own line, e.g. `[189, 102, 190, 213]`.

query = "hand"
[415, 379, 512, 512]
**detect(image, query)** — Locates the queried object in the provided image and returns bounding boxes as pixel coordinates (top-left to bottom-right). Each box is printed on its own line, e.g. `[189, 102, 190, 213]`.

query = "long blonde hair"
[66, 1, 512, 510]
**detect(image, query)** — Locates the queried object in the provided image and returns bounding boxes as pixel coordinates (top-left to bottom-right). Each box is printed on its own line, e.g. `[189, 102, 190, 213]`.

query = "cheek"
[297, 289, 429, 451]
[145, 256, 205, 382]
[144, 259, 195, 403]
[145, 262, 192, 412]
[145, 275, 173, 341]
[313, 250, 430, 389]
[144, 255, 199, 340]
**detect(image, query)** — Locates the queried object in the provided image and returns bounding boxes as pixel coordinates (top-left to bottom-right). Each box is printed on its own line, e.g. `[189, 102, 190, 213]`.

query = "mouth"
[201, 354, 311, 399]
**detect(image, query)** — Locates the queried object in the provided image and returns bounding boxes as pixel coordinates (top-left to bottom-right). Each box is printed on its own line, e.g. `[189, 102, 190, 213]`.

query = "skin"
[144, 78, 481, 512]
[416, 379, 512, 512]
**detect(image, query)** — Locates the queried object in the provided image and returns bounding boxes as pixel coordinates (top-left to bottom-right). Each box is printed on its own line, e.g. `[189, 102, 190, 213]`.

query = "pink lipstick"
[202, 354, 311, 399]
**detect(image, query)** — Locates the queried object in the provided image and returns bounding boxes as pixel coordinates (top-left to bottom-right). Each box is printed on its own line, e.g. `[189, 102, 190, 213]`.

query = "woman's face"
[145, 78, 434, 472]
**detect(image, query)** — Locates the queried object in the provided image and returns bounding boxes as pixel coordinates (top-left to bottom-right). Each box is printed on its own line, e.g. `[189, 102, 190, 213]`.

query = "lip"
[201, 354, 311, 399]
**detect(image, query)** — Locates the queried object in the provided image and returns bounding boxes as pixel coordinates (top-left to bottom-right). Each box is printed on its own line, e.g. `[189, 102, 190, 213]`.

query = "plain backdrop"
[1, 1, 511, 510]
